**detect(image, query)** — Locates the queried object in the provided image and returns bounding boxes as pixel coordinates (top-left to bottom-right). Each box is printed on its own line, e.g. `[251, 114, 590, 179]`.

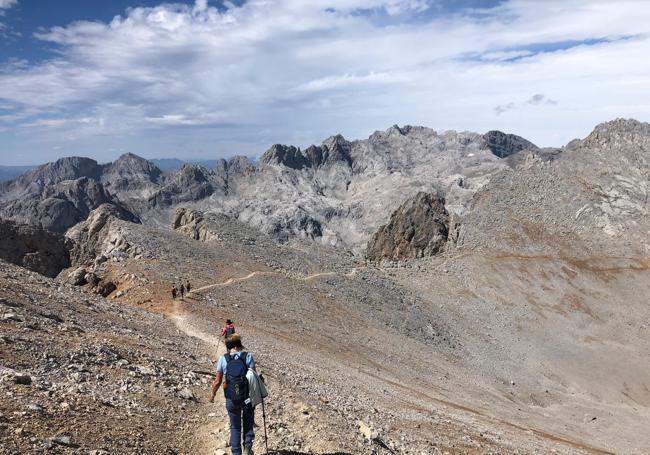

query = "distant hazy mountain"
[0, 165, 35, 183]
[151, 158, 219, 171]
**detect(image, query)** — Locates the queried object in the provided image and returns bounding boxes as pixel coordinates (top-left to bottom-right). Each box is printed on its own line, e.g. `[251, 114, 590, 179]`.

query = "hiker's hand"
[209, 394, 215, 403]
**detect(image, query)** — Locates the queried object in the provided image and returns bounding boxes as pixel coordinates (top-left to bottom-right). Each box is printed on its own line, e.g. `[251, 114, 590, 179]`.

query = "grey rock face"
[171, 208, 220, 242]
[149, 164, 225, 208]
[482, 130, 539, 158]
[0, 219, 70, 277]
[0, 178, 121, 233]
[66, 204, 139, 266]
[0, 154, 157, 232]
[366, 192, 449, 261]
[259, 134, 353, 170]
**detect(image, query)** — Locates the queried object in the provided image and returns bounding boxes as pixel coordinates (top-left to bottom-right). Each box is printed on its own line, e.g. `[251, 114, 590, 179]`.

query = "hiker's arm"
[210, 372, 223, 403]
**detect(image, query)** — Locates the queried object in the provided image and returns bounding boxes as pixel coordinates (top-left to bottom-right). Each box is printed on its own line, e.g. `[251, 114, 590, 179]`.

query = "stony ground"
[2, 204, 649, 454]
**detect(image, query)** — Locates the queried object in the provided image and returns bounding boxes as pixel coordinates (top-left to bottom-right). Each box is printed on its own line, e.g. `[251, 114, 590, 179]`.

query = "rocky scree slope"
[458, 118, 650, 258]
[0, 259, 217, 454]
[59, 206, 606, 454]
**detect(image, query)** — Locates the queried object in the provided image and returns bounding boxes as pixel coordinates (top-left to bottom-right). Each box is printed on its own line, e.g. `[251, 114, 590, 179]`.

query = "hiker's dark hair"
[226, 319, 233, 324]
[225, 333, 242, 350]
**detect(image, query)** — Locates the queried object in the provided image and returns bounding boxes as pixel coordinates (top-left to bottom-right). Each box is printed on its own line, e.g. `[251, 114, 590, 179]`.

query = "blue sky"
[0, 0, 649, 165]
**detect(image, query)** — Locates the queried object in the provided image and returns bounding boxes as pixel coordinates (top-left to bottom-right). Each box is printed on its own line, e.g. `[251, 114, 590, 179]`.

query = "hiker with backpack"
[210, 334, 256, 455]
[221, 319, 236, 338]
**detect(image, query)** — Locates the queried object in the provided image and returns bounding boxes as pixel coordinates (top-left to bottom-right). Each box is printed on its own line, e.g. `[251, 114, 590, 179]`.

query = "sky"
[0, 0, 649, 165]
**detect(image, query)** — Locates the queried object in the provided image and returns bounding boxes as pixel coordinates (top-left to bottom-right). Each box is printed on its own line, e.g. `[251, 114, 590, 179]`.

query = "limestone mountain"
[0, 125, 521, 250]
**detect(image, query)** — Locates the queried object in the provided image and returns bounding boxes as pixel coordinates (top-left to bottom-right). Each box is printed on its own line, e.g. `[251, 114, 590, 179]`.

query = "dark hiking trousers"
[225, 398, 254, 454]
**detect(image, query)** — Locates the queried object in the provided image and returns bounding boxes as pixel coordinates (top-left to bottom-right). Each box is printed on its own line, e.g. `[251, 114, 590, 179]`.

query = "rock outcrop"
[66, 204, 140, 266]
[171, 208, 221, 242]
[366, 192, 449, 261]
[0, 219, 70, 277]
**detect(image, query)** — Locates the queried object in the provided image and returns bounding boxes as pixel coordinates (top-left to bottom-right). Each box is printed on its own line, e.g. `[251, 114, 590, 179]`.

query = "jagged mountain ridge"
[0, 126, 540, 246]
[2, 119, 648, 258]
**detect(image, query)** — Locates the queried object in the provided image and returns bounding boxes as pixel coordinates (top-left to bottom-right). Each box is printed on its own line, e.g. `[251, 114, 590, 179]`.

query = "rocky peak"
[321, 134, 353, 167]
[582, 118, 650, 150]
[4, 157, 102, 195]
[103, 153, 162, 183]
[226, 156, 255, 175]
[482, 131, 539, 158]
[176, 164, 210, 184]
[366, 192, 449, 261]
[261, 136, 353, 170]
[260, 144, 308, 170]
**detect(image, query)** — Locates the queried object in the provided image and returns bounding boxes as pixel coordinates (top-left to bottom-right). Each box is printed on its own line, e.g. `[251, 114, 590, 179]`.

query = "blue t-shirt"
[215, 351, 256, 374]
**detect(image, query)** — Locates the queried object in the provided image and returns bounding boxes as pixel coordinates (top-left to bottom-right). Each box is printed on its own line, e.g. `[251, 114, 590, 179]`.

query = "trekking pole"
[261, 396, 269, 455]
[215, 336, 222, 361]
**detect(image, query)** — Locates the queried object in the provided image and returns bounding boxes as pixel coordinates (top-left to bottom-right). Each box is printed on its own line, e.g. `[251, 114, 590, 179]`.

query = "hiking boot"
[243, 446, 254, 455]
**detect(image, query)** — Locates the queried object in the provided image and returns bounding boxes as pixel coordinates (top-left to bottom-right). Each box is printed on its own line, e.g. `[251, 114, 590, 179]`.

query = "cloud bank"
[1, 0, 650, 164]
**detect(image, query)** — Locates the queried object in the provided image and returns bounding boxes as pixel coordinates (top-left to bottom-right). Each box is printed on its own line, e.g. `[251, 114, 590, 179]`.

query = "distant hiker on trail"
[221, 319, 236, 338]
[171, 286, 177, 300]
[210, 334, 256, 455]
[186, 280, 191, 293]
[180, 284, 185, 299]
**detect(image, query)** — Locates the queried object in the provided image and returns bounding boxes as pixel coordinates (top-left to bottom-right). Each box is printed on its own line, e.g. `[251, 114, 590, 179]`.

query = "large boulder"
[172, 208, 221, 242]
[0, 219, 71, 277]
[366, 192, 449, 261]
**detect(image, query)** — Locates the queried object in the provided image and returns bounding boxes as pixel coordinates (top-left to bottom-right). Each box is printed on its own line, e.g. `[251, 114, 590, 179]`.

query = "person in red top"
[220, 319, 236, 338]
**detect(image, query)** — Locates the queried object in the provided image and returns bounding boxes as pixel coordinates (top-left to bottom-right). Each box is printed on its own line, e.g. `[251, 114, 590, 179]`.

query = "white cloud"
[0, 0, 16, 34]
[1, 0, 650, 164]
[0, 0, 17, 10]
